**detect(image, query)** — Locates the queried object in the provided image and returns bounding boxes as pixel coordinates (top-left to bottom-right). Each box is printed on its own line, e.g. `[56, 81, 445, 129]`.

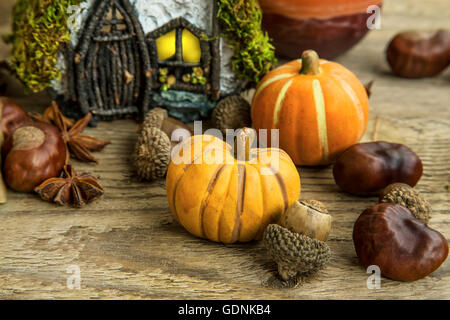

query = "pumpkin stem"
[235, 127, 257, 161]
[299, 50, 321, 76]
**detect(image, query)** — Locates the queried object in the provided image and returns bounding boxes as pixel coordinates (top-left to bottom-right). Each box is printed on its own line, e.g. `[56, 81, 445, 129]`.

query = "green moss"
[217, 0, 277, 85]
[7, 0, 82, 92]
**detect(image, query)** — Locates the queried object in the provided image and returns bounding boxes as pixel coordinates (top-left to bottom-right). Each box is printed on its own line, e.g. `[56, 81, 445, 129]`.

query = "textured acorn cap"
[142, 108, 168, 132]
[300, 199, 329, 214]
[133, 127, 171, 181]
[380, 183, 432, 224]
[211, 95, 251, 135]
[263, 224, 331, 282]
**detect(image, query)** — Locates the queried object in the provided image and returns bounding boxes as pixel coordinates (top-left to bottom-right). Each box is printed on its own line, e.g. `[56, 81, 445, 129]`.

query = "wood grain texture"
[0, 0, 449, 299]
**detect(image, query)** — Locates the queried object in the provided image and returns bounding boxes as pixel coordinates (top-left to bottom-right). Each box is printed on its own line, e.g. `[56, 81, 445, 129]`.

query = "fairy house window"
[8, 0, 277, 124]
[148, 19, 214, 94]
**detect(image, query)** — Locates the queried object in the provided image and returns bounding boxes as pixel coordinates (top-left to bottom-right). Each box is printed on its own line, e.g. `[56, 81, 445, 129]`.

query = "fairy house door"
[75, 0, 151, 120]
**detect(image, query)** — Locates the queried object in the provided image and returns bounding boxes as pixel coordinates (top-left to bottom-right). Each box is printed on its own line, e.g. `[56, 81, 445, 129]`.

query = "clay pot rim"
[259, 0, 383, 20]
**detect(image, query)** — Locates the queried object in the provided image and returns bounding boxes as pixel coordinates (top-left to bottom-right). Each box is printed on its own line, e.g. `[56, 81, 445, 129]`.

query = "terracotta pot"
[259, 0, 383, 60]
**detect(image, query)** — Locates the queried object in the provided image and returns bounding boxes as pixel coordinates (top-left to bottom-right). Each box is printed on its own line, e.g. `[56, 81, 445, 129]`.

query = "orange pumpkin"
[251, 50, 369, 166]
[166, 128, 300, 243]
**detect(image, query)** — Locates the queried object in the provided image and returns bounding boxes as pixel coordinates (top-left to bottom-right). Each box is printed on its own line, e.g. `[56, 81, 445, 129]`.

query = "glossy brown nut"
[2, 122, 66, 192]
[0, 97, 30, 140]
[333, 141, 423, 195]
[386, 30, 450, 78]
[353, 203, 448, 282]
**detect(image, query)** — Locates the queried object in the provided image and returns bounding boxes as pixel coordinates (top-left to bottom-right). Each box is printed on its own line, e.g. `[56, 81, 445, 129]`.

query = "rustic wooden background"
[0, 0, 449, 299]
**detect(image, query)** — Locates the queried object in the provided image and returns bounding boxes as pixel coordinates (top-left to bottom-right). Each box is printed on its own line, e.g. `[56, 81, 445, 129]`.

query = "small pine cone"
[133, 127, 171, 181]
[142, 108, 168, 132]
[211, 95, 251, 135]
[263, 224, 331, 282]
[379, 183, 432, 224]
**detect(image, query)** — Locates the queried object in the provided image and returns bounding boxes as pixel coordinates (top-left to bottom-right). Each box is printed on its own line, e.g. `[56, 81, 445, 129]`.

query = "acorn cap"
[301, 199, 329, 214]
[133, 127, 171, 181]
[211, 95, 251, 135]
[263, 224, 331, 282]
[379, 183, 432, 224]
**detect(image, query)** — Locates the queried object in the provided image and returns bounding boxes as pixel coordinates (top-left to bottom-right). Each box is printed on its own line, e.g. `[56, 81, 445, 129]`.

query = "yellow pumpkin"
[166, 128, 301, 243]
[252, 50, 370, 166]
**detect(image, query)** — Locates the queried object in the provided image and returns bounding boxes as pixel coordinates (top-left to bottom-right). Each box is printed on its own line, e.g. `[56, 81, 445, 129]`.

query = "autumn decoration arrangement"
[0, 98, 109, 207]
[160, 46, 447, 285]
[1, 0, 449, 290]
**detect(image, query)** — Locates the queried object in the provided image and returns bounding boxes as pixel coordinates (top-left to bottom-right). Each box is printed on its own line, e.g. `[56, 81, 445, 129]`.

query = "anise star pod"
[35, 165, 104, 208]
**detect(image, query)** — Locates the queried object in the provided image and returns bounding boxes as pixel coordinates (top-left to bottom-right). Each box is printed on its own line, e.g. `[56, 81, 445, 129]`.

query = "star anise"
[51, 101, 111, 163]
[29, 104, 75, 128]
[35, 165, 104, 208]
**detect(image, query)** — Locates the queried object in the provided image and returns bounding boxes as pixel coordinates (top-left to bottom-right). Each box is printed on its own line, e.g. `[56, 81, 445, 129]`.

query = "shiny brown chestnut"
[386, 30, 450, 78]
[0, 96, 30, 139]
[333, 141, 423, 195]
[2, 122, 66, 192]
[353, 203, 448, 282]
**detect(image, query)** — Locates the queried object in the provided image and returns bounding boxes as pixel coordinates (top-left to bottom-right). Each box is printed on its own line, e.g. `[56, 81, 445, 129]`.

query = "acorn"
[211, 95, 251, 136]
[133, 108, 192, 181]
[379, 183, 432, 224]
[263, 224, 331, 282]
[279, 200, 332, 242]
[264, 199, 332, 283]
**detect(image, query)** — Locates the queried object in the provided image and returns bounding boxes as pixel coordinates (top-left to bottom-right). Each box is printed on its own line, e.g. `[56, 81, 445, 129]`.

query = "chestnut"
[2, 122, 66, 192]
[353, 203, 448, 282]
[0, 129, 5, 203]
[333, 141, 423, 195]
[1, 97, 29, 203]
[386, 29, 450, 78]
[0, 97, 30, 140]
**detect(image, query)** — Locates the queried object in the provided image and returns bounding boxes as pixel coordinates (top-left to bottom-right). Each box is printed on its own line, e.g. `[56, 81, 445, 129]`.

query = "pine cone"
[142, 108, 168, 132]
[211, 95, 251, 135]
[133, 127, 171, 181]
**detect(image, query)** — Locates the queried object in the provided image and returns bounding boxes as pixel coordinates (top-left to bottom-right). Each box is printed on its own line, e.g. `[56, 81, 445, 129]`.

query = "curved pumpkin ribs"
[198, 163, 227, 239]
[166, 130, 301, 244]
[251, 50, 369, 166]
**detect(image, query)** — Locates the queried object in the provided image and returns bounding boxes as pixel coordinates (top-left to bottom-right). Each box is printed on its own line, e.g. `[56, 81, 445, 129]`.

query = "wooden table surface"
[0, 0, 449, 299]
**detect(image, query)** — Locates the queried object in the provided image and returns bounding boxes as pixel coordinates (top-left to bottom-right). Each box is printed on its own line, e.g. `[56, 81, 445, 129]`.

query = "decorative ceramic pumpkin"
[259, 0, 383, 59]
[251, 50, 369, 166]
[166, 128, 301, 243]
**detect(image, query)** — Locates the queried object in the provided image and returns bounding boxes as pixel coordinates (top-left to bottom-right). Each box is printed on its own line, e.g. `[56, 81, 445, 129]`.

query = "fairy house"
[9, 0, 276, 123]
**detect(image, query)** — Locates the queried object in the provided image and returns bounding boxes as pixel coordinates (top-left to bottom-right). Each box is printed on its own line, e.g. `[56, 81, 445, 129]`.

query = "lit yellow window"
[156, 30, 176, 61]
[156, 29, 201, 63]
[182, 29, 201, 63]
